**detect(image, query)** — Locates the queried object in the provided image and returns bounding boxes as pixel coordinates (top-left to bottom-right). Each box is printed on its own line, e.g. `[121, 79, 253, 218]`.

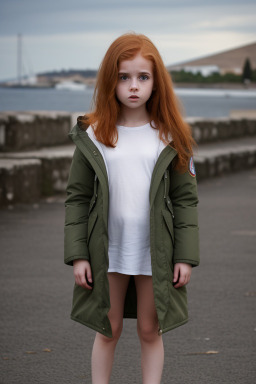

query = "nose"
[130, 77, 138, 91]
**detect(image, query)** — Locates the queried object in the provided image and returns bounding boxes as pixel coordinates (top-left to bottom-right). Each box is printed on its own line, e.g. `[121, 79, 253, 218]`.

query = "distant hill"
[167, 41, 256, 75]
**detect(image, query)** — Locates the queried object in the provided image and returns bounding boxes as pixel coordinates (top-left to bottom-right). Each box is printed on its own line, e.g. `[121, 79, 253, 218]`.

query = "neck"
[117, 106, 150, 127]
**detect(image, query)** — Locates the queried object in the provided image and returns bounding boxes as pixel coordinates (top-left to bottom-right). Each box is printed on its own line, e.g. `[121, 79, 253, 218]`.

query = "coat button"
[93, 150, 98, 156]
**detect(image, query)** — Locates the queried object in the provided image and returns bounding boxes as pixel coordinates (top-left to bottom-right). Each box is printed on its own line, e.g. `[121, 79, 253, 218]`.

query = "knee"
[137, 320, 158, 343]
[100, 321, 123, 344]
[111, 321, 123, 341]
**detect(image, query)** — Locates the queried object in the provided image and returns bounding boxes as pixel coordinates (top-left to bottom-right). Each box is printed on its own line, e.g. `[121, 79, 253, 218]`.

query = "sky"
[0, 0, 256, 81]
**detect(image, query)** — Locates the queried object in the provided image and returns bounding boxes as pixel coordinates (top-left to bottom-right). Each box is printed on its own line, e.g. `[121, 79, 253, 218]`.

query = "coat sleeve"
[64, 147, 95, 266]
[169, 162, 200, 267]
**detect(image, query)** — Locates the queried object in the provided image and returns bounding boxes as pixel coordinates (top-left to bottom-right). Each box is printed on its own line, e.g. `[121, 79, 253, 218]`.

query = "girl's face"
[115, 53, 154, 111]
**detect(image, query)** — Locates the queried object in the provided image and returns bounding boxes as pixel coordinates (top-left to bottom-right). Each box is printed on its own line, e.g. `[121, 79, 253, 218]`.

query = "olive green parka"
[64, 121, 200, 338]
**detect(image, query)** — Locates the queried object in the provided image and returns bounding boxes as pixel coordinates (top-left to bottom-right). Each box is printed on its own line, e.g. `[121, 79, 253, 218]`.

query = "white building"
[176, 65, 220, 76]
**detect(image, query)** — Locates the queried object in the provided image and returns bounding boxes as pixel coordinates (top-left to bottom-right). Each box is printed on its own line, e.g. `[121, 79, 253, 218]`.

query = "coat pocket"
[87, 211, 98, 245]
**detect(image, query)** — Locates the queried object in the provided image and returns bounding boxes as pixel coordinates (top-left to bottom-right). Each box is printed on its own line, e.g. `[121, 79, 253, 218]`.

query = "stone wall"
[0, 111, 256, 206]
[188, 117, 256, 143]
[1, 112, 256, 153]
[0, 111, 71, 152]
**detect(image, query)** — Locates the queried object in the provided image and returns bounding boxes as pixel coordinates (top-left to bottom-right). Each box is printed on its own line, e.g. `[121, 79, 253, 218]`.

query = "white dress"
[87, 122, 168, 275]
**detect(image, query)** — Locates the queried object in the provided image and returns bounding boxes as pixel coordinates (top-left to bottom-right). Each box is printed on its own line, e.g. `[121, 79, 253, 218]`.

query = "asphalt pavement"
[1, 169, 256, 384]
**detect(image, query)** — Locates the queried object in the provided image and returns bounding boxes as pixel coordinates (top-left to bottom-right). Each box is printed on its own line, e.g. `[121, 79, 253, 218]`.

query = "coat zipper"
[163, 170, 174, 219]
[88, 174, 98, 215]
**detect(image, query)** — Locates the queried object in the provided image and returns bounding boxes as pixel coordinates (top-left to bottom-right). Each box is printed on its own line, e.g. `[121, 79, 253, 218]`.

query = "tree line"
[170, 58, 256, 84]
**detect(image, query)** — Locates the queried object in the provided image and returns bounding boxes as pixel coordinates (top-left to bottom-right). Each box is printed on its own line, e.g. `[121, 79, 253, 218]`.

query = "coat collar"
[69, 123, 109, 187]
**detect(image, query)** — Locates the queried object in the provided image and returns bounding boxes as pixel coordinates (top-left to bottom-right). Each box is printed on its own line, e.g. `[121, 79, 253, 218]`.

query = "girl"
[64, 33, 199, 384]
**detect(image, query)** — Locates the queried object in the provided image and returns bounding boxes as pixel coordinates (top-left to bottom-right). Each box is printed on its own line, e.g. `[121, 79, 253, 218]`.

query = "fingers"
[173, 264, 180, 284]
[173, 263, 192, 289]
[86, 265, 93, 285]
[174, 274, 189, 288]
[73, 260, 93, 290]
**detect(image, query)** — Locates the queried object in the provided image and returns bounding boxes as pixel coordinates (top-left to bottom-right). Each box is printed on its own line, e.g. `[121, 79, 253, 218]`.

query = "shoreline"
[1, 82, 256, 91]
[173, 82, 256, 90]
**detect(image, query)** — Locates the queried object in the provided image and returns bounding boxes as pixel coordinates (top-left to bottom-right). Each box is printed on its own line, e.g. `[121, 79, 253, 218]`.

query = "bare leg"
[91, 273, 130, 384]
[134, 275, 164, 384]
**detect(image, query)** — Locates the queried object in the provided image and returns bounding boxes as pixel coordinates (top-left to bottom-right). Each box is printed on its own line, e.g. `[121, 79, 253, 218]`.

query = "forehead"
[118, 53, 153, 73]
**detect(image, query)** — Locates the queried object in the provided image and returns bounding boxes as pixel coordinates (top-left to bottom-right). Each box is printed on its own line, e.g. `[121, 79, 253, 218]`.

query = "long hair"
[80, 33, 195, 171]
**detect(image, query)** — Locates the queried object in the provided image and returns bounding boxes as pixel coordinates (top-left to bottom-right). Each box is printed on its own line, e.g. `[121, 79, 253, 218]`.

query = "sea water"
[0, 86, 255, 118]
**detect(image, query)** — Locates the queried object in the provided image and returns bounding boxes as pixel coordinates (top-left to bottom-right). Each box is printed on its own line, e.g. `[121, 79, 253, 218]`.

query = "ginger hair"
[80, 32, 195, 171]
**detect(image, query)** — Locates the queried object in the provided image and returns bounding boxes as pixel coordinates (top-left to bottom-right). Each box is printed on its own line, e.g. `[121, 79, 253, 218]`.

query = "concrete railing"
[188, 117, 256, 143]
[0, 111, 71, 152]
[1, 111, 256, 152]
[0, 111, 256, 206]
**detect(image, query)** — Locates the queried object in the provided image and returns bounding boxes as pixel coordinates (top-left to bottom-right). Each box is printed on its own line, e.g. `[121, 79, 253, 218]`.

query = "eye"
[139, 74, 149, 81]
[119, 74, 128, 81]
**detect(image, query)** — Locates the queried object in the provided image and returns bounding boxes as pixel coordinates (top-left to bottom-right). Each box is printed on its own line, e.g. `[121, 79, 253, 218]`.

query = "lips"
[129, 95, 139, 99]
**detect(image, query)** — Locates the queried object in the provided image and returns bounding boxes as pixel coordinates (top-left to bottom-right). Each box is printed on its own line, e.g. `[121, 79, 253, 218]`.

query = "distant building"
[167, 41, 256, 76]
[4, 75, 38, 87]
[175, 65, 219, 76]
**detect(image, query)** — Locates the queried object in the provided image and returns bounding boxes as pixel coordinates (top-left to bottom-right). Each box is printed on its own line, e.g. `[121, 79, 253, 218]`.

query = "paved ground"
[1, 169, 256, 384]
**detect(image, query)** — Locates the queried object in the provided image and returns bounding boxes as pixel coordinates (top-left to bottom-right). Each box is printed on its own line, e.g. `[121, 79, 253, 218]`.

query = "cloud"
[1, 29, 254, 80]
[0, 0, 255, 80]
[193, 11, 256, 31]
[1, 1, 256, 36]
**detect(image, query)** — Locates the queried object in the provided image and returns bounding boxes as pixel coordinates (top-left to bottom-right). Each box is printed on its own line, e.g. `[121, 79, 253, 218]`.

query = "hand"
[73, 259, 93, 290]
[173, 263, 192, 288]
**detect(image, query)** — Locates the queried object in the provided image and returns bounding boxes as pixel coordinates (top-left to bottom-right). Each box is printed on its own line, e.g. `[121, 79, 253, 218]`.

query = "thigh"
[134, 275, 159, 332]
[107, 272, 130, 329]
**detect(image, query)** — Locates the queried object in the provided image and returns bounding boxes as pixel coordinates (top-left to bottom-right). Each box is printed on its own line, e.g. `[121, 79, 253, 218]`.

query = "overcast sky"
[0, 0, 255, 81]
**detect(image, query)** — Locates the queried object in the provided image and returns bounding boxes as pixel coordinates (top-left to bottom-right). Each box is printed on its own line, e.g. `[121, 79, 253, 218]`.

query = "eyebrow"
[118, 71, 151, 75]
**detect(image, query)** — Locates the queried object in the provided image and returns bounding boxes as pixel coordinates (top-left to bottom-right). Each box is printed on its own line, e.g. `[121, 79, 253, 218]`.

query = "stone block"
[40, 156, 73, 196]
[0, 111, 72, 152]
[230, 119, 246, 138]
[230, 148, 256, 171]
[230, 152, 247, 172]
[215, 154, 231, 175]
[217, 120, 232, 140]
[0, 145, 75, 197]
[189, 117, 256, 144]
[245, 119, 256, 136]
[0, 159, 42, 206]
[246, 149, 256, 167]
[207, 156, 217, 178]
[193, 156, 208, 181]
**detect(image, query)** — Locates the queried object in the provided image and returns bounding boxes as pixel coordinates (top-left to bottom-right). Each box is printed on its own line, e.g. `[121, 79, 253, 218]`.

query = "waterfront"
[0, 87, 255, 118]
